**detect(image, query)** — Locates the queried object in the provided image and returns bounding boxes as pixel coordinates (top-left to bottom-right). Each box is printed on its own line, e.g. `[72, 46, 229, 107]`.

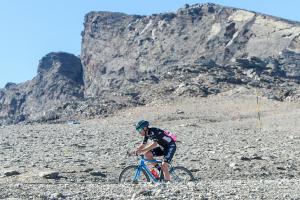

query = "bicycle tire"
[169, 166, 195, 182]
[119, 165, 150, 183]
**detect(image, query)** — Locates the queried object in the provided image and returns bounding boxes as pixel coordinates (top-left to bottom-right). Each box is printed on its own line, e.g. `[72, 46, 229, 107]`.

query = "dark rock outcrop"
[0, 52, 84, 124]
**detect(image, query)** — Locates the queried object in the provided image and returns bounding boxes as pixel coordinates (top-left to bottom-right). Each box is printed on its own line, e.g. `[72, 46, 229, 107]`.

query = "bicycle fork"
[133, 165, 143, 182]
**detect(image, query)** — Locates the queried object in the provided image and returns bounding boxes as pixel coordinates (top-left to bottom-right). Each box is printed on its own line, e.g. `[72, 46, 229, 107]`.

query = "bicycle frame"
[133, 155, 163, 183]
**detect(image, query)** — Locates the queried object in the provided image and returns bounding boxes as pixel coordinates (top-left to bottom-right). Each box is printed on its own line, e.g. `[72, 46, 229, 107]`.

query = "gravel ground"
[1, 87, 299, 199]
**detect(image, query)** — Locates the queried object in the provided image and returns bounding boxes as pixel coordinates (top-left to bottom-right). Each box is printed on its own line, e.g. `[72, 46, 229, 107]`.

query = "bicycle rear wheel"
[169, 166, 195, 182]
[119, 165, 150, 183]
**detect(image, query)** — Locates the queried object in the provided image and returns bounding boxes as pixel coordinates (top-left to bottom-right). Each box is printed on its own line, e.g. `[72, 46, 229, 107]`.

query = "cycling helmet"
[135, 120, 149, 132]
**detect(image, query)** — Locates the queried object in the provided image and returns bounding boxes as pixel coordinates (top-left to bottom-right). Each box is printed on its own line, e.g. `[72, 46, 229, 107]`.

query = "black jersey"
[142, 127, 175, 148]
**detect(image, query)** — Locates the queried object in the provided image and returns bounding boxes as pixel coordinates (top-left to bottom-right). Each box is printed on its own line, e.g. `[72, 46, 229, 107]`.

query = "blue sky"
[0, 0, 300, 88]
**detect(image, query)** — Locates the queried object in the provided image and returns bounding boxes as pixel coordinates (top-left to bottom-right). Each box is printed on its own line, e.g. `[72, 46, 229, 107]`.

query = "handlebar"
[127, 151, 145, 158]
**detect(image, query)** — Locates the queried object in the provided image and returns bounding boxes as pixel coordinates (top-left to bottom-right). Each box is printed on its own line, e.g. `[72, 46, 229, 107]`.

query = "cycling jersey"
[142, 127, 175, 148]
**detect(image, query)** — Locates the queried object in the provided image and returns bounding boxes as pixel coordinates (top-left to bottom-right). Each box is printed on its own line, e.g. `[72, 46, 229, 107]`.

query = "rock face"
[81, 3, 300, 101]
[0, 52, 84, 124]
[1, 3, 300, 125]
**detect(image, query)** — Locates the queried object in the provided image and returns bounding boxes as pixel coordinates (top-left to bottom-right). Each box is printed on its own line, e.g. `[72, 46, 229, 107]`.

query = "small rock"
[67, 120, 80, 125]
[176, 109, 185, 114]
[39, 171, 60, 179]
[82, 168, 93, 173]
[77, 129, 84, 134]
[229, 162, 237, 168]
[138, 190, 153, 196]
[240, 156, 251, 161]
[277, 166, 286, 170]
[260, 172, 270, 177]
[175, 189, 180, 194]
[251, 154, 263, 160]
[74, 159, 86, 163]
[72, 144, 86, 148]
[4, 170, 20, 177]
[50, 192, 65, 200]
[90, 171, 106, 177]
[233, 167, 241, 171]
[244, 145, 256, 149]
[210, 158, 220, 161]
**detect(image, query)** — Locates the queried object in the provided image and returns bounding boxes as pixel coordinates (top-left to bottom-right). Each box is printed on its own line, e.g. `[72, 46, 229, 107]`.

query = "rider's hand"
[135, 150, 141, 155]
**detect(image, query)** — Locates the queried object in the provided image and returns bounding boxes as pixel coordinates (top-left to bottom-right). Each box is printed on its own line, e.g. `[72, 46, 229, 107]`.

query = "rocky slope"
[1, 3, 300, 125]
[1, 90, 299, 199]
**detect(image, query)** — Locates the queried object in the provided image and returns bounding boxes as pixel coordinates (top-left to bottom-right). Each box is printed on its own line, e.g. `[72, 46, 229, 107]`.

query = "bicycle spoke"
[169, 166, 195, 183]
[119, 165, 150, 183]
[171, 171, 188, 182]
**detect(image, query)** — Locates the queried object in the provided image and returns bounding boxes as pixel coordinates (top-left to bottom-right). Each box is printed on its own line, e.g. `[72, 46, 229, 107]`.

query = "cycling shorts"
[150, 143, 176, 164]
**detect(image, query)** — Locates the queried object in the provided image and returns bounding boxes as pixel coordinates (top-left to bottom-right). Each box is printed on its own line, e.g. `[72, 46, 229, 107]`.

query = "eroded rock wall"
[81, 3, 300, 98]
[0, 52, 84, 124]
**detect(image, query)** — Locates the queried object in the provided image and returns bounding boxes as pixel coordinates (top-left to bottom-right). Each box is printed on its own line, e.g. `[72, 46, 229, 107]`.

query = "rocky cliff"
[0, 52, 84, 124]
[1, 3, 300, 125]
[81, 3, 300, 102]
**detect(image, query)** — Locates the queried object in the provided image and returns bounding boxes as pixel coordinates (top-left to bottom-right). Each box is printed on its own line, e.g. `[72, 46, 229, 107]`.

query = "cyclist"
[135, 120, 176, 182]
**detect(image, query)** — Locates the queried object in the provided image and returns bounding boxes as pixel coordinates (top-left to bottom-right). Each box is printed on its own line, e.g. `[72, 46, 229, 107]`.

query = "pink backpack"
[164, 130, 177, 142]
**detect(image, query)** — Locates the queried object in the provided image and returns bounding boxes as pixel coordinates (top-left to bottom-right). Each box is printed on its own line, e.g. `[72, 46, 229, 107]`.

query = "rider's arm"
[140, 142, 158, 154]
[136, 135, 148, 151]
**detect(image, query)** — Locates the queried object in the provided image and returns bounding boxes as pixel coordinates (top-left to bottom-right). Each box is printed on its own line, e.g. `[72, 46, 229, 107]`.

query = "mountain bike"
[119, 154, 195, 183]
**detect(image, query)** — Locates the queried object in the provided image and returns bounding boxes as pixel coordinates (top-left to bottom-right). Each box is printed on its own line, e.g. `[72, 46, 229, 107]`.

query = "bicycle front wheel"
[119, 165, 150, 183]
[169, 166, 195, 182]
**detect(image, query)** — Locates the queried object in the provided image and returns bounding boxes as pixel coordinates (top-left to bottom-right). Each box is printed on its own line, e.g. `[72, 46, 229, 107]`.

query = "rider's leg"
[147, 147, 164, 168]
[161, 161, 170, 181]
[144, 151, 156, 168]
[162, 143, 176, 181]
[144, 151, 154, 160]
